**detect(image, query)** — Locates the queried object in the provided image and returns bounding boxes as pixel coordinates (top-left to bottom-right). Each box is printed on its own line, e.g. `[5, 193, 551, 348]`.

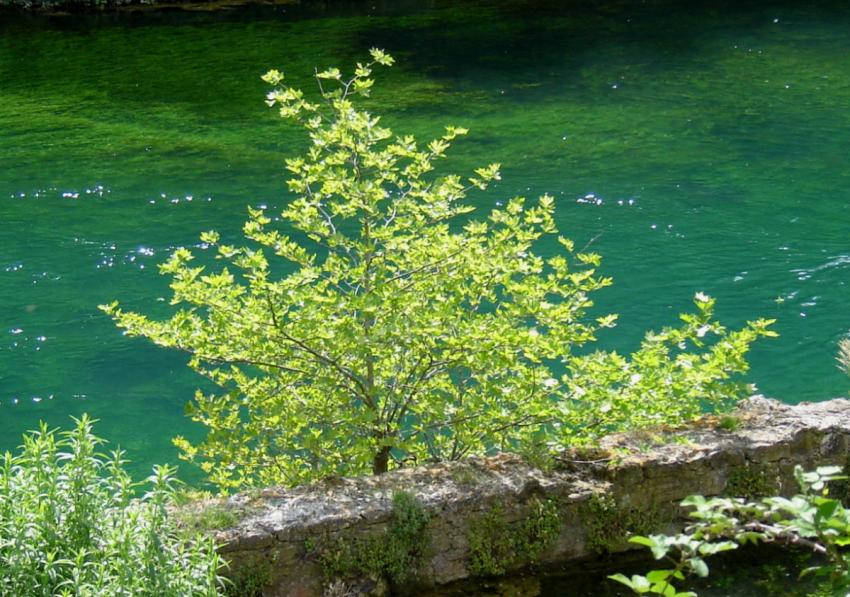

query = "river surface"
[1, 0, 849, 481]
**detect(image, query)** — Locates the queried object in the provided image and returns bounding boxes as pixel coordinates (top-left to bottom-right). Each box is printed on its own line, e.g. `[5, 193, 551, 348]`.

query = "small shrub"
[0, 416, 224, 596]
[311, 490, 430, 585]
[724, 464, 776, 499]
[583, 493, 663, 555]
[223, 553, 275, 597]
[467, 498, 561, 576]
[611, 465, 850, 596]
[716, 415, 740, 432]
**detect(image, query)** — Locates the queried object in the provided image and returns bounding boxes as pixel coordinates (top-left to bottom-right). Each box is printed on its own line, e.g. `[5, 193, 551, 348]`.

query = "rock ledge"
[213, 397, 850, 595]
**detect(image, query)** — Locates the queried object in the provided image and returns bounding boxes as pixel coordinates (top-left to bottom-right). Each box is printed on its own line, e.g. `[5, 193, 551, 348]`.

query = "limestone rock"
[209, 397, 850, 596]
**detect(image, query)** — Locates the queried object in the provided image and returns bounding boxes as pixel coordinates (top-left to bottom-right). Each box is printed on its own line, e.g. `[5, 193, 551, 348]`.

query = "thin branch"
[385, 247, 466, 285]
[180, 345, 310, 377]
[578, 231, 603, 254]
[742, 522, 827, 555]
[274, 327, 373, 409]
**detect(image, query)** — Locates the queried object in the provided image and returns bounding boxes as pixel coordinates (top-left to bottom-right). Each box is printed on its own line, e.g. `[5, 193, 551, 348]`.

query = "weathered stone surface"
[212, 397, 850, 596]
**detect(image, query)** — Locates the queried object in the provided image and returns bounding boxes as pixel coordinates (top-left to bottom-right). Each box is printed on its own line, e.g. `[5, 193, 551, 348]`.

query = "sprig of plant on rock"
[611, 465, 850, 596]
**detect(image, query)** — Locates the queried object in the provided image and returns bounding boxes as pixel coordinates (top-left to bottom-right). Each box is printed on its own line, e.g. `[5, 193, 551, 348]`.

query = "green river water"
[1, 0, 849, 483]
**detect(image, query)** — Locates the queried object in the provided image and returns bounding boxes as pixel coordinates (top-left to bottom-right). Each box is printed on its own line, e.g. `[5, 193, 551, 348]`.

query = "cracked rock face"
[207, 397, 850, 596]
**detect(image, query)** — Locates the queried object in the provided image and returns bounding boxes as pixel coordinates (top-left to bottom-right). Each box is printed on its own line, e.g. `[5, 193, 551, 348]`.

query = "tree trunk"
[372, 445, 391, 475]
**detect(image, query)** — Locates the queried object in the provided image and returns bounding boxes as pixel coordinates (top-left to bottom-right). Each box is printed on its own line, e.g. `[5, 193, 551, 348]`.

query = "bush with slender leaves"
[103, 50, 775, 490]
[0, 415, 224, 596]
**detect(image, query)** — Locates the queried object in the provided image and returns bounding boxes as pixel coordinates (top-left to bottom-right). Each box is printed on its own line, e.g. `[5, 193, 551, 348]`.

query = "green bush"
[0, 415, 224, 596]
[103, 50, 774, 491]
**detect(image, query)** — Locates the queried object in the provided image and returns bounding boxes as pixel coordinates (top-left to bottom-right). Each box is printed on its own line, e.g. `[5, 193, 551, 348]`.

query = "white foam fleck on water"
[791, 254, 850, 281]
[576, 193, 603, 205]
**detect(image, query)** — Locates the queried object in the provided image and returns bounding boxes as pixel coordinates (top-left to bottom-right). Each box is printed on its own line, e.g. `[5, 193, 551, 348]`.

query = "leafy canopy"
[103, 50, 774, 490]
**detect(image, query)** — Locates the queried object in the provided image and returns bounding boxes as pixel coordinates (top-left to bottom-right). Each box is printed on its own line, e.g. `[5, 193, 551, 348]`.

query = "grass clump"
[0, 415, 224, 596]
[172, 489, 254, 535]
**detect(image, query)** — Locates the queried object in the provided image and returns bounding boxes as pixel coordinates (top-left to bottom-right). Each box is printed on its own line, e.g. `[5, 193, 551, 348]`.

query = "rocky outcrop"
[211, 397, 850, 596]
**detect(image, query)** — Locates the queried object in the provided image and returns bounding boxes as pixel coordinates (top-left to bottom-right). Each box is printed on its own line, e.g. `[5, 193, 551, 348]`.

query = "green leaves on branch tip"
[368, 48, 395, 66]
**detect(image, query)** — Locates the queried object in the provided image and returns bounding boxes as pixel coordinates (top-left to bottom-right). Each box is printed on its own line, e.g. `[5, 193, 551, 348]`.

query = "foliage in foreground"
[103, 50, 775, 490]
[0, 416, 224, 596]
[611, 466, 850, 596]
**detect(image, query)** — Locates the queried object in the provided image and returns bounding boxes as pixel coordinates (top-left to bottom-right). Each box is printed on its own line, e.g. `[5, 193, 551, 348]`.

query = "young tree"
[102, 50, 774, 490]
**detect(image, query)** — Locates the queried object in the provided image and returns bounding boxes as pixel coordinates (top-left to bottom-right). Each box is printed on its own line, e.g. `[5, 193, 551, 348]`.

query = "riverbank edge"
[192, 396, 850, 595]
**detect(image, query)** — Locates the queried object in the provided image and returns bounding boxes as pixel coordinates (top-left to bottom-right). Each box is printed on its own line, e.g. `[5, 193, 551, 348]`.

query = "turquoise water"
[1, 0, 849, 479]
